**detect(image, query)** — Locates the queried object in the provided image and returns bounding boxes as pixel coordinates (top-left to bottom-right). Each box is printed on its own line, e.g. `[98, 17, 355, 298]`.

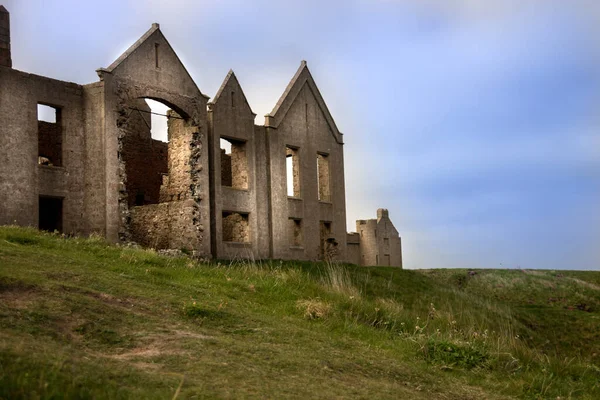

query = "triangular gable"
[210, 69, 256, 116]
[266, 61, 343, 144]
[103, 24, 209, 100]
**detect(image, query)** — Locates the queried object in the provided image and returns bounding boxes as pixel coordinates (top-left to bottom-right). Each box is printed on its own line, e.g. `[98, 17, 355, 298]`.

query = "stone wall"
[82, 82, 106, 236]
[208, 70, 260, 260]
[129, 199, 202, 250]
[267, 66, 348, 262]
[0, 67, 86, 234]
[346, 232, 361, 265]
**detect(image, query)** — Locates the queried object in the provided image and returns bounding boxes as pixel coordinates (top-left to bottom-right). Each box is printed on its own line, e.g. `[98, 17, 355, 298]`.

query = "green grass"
[0, 226, 598, 399]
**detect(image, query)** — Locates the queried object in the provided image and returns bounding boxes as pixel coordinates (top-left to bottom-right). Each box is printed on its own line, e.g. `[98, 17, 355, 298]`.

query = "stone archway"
[114, 90, 206, 253]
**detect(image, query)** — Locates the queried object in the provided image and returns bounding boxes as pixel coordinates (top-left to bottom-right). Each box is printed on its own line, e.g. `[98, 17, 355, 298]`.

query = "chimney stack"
[377, 208, 389, 221]
[0, 6, 11, 68]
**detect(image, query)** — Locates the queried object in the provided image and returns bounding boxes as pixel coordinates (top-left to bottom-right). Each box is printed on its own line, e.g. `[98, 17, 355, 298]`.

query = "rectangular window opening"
[220, 138, 248, 189]
[39, 196, 63, 233]
[286, 146, 300, 197]
[317, 153, 330, 202]
[37, 104, 62, 167]
[222, 211, 250, 243]
[319, 221, 332, 260]
[288, 218, 303, 247]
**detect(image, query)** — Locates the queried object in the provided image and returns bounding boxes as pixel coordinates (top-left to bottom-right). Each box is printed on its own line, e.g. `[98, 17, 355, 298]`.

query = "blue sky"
[5, 0, 599, 269]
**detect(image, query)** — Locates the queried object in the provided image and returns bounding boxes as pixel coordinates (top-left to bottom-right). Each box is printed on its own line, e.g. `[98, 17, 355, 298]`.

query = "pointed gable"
[102, 24, 209, 100]
[266, 61, 343, 144]
[211, 69, 256, 116]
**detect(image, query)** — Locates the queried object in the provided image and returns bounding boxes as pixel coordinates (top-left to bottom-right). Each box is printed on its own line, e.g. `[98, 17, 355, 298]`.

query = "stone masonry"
[0, 7, 402, 267]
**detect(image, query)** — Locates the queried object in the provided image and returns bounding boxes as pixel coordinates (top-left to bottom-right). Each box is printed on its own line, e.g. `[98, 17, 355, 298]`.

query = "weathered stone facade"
[0, 7, 402, 266]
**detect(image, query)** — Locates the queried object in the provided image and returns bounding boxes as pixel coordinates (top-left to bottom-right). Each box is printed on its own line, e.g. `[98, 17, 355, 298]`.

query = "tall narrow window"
[286, 146, 300, 197]
[37, 104, 62, 167]
[220, 138, 248, 189]
[317, 153, 330, 202]
[289, 218, 303, 247]
[154, 43, 159, 68]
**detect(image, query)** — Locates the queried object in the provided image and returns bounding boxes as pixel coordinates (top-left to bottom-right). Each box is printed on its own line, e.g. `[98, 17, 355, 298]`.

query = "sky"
[6, 0, 599, 270]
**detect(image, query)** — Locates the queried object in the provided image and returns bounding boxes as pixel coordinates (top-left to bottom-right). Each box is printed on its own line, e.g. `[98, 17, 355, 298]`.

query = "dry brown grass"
[296, 298, 332, 320]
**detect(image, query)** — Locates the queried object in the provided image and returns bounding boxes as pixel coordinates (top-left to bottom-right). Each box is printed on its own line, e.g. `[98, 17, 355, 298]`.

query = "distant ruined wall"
[346, 232, 361, 265]
[355, 209, 402, 268]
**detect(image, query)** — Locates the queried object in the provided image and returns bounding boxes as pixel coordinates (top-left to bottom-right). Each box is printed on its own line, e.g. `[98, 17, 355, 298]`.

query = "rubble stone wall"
[129, 199, 201, 251]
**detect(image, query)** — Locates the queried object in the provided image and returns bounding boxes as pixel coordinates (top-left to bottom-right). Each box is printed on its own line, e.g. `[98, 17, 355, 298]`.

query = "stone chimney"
[377, 208, 389, 221]
[0, 6, 11, 68]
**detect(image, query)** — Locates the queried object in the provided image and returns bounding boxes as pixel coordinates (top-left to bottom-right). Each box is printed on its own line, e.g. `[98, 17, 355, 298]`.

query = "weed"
[423, 340, 490, 370]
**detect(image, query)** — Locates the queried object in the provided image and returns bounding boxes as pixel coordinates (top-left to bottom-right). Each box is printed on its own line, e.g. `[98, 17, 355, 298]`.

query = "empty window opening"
[384, 237, 390, 248]
[286, 146, 300, 197]
[123, 98, 175, 207]
[39, 196, 63, 233]
[317, 153, 330, 202]
[231, 91, 235, 107]
[319, 221, 332, 260]
[222, 211, 250, 243]
[220, 138, 248, 189]
[37, 104, 62, 167]
[37, 104, 57, 123]
[288, 218, 303, 247]
[145, 99, 169, 142]
[384, 254, 391, 266]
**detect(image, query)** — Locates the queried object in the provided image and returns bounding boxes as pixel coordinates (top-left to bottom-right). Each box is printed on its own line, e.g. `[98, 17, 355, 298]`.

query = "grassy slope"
[0, 227, 598, 399]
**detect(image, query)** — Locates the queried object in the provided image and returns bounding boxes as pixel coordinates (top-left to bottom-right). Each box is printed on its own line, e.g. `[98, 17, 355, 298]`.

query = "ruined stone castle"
[0, 6, 402, 267]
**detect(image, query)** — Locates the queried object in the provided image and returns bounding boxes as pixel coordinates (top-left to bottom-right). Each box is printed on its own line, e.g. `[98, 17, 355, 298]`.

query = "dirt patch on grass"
[0, 278, 41, 309]
[108, 329, 214, 363]
[0, 277, 37, 294]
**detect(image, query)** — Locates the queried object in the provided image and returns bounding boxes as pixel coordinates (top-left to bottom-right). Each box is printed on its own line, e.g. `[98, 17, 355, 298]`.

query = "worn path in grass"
[0, 227, 598, 399]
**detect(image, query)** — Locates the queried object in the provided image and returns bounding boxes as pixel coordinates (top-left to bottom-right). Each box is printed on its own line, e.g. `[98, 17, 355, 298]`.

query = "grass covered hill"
[0, 226, 599, 399]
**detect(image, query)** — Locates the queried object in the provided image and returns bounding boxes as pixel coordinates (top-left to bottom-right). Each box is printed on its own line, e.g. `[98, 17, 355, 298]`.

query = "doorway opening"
[39, 196, 63, 232]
